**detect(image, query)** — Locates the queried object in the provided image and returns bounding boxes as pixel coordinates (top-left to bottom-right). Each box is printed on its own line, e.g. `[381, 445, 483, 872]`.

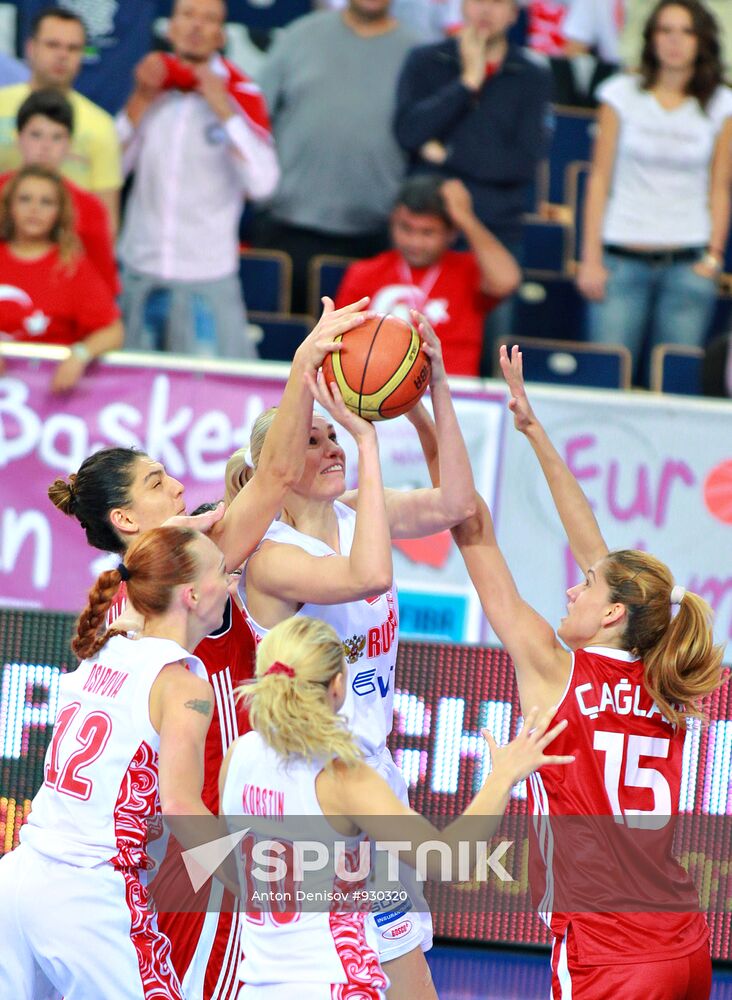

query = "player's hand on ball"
[411, 310, 446, 386]
[164, 502, 225, 534]
[295, 296, 372, 372]
[483, 706, 574, 787]
[499, 345, 538, 435]
[305, 370, 375, 442]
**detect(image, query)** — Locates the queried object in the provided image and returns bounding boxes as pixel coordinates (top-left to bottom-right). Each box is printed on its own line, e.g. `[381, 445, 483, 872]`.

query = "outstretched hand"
[304, 370, 375, 443]
[296, 296, 373, 373]
[163, 502, 226, 534]
[483, 705, 574, 787]
[499, 344, 537, 435]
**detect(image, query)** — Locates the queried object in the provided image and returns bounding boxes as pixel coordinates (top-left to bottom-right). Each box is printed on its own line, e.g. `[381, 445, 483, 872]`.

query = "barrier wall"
[1, 609, 731, 959]
[1, 345, 730, 658]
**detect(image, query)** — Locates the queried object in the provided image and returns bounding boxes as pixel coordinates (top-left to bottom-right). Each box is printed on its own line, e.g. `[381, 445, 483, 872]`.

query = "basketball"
[321, 314, 431, 421]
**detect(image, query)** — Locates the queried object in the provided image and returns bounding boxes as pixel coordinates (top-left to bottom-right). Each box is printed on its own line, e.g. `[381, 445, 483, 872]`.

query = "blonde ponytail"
[603, 550, 725, 727]
[241, 616, 361, 768]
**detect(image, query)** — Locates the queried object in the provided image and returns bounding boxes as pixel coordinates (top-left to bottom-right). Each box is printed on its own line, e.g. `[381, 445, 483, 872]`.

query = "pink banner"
[0, 352, 289, 612]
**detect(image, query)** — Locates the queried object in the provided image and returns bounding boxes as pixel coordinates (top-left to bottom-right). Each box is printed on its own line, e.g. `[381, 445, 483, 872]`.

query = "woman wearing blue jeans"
[577, 0, 732, 384]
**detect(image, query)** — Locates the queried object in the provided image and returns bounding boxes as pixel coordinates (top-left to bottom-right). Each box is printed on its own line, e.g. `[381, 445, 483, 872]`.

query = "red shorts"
[551, 932, 712, 999]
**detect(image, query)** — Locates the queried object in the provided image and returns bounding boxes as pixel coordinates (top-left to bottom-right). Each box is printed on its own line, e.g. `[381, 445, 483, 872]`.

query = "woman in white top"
[237, 314, 475, 998]
[0, 525, 230, 1000]
[220, 614, 573, 1000]
[577, 0, 732, 382]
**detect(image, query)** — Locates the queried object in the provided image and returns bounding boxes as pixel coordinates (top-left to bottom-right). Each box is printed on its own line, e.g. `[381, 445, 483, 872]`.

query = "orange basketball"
[321, 314, 431, 421]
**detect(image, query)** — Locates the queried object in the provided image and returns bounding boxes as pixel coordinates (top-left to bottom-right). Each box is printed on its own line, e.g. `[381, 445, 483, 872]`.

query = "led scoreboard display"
[1, 610, 730, 960]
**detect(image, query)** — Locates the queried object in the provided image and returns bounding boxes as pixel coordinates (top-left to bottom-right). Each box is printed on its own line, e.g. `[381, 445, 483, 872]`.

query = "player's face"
[118, 456, 187, 535]
[391, 206, 453, 269]
[462, 0, 517, 39]
[291, 417, 347, 501]
[27, 17, 85, 89]
[10, 177, 60, 242]
[18, 115, 71, 171]
[191, 534, 230, 634]
[652, 4, 699, 72]
[169, 0, 226, 63]
[558, 562, 623, 649]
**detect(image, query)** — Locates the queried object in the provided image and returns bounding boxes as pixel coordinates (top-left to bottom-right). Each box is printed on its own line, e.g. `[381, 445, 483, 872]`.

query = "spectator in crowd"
[0, 89, 118, 295]
[395, 0, 552, 260]
[117, 0, 278, 359]
[0, 51, 30, 86]
[0, 165, 123, 393]
[701, 331, 732, 397]
[317, 0, 463, 41]
[564, 0, 624, 63]
[335, 175, 520, 376]
[252, 0, 417, 313]
[622, 0, 732, 70]
[577, 0, 732, 383]
[0, 7, 122, 231]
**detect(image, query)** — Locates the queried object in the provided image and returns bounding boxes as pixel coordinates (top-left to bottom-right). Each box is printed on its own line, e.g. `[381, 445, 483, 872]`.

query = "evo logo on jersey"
[575, 679, 672, 724]
[82, 663, 128, 699]
[353, 666, 394, 698]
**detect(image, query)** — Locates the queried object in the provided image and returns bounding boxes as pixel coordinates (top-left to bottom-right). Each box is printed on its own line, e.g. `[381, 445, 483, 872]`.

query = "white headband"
[670, 585, 686, 606]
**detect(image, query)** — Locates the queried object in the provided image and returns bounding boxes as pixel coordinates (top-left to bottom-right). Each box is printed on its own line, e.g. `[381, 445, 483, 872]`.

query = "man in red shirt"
[335, 175, 520, 376]
[0, 88, 119, 294]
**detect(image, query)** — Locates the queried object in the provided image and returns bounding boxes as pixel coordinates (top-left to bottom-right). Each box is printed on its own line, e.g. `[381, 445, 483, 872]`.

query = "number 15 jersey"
[527, 645, 708, 967]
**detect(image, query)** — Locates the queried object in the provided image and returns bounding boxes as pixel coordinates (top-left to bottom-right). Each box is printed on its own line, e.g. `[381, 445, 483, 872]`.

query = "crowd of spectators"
[0, 0, 730, 397]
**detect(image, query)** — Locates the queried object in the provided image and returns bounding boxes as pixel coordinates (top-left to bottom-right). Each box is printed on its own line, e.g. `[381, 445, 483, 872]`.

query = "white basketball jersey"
[22, 635, 206, 868]
[221, 731, 387, 994]
[241, 502, 398, 758]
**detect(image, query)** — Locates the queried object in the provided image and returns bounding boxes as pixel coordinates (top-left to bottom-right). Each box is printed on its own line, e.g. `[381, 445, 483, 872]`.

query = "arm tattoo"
[184, 698, 212, 717]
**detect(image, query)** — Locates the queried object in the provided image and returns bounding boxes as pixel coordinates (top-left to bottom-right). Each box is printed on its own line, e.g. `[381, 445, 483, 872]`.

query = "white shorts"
[367, 747, 434, 965]
[0, 843, 184, 1000]
[237, 983, 386, 1000]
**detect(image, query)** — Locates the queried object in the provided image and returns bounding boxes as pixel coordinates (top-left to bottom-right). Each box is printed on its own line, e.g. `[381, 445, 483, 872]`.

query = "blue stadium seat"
[309, 255, 355, 316]
[248, 312, 314, 363]
[650, 344, 704, 394]
[495, 335, 631, 389]
[522, 216, 570, 272]
[550, 107, 596, 204]
[239, 249, 293, 313]
[513, 270, 587, 341]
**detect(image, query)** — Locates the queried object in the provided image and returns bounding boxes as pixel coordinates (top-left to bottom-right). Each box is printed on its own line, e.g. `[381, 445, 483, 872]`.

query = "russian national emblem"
[343, 634, 366, 664]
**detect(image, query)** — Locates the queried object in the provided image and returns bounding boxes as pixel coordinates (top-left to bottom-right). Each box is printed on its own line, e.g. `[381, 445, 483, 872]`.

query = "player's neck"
[280, 497, 341, 552]
[140, 609, 202, 654]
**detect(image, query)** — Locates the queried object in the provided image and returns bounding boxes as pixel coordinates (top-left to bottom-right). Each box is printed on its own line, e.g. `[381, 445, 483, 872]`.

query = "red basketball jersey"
[527, 645, 708, 966]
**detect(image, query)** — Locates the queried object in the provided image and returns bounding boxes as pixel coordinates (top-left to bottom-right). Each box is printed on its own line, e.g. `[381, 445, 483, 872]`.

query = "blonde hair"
[602, 550, 725, 727]
[241, 616, 361, 768]
[224, 408, 279, 504]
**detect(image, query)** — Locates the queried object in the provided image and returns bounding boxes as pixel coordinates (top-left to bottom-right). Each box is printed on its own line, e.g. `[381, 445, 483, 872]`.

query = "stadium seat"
[239, 249, 293, 313]
[650, 344, 704, 395]
[565, 160, 591, 265]
[495, 335, 631, 389]
[522, 216, 570, 272]
[550, 107, 596, 204]
[308, 255, 356, 316]
[247, 312, 314, 363]
[513, 270, 587, 341]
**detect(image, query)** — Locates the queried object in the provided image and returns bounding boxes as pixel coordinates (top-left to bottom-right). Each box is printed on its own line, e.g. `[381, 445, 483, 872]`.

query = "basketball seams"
[360, 327, 421, 417]
[357, 316, 387, 418]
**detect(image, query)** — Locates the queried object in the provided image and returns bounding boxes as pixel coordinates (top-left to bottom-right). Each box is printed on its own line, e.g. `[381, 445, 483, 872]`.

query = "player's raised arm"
[500, 345, 609, 573]
[451, 492, 571, 711]
[246, 378, 392, 614]
[209, 297, 371, 570]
